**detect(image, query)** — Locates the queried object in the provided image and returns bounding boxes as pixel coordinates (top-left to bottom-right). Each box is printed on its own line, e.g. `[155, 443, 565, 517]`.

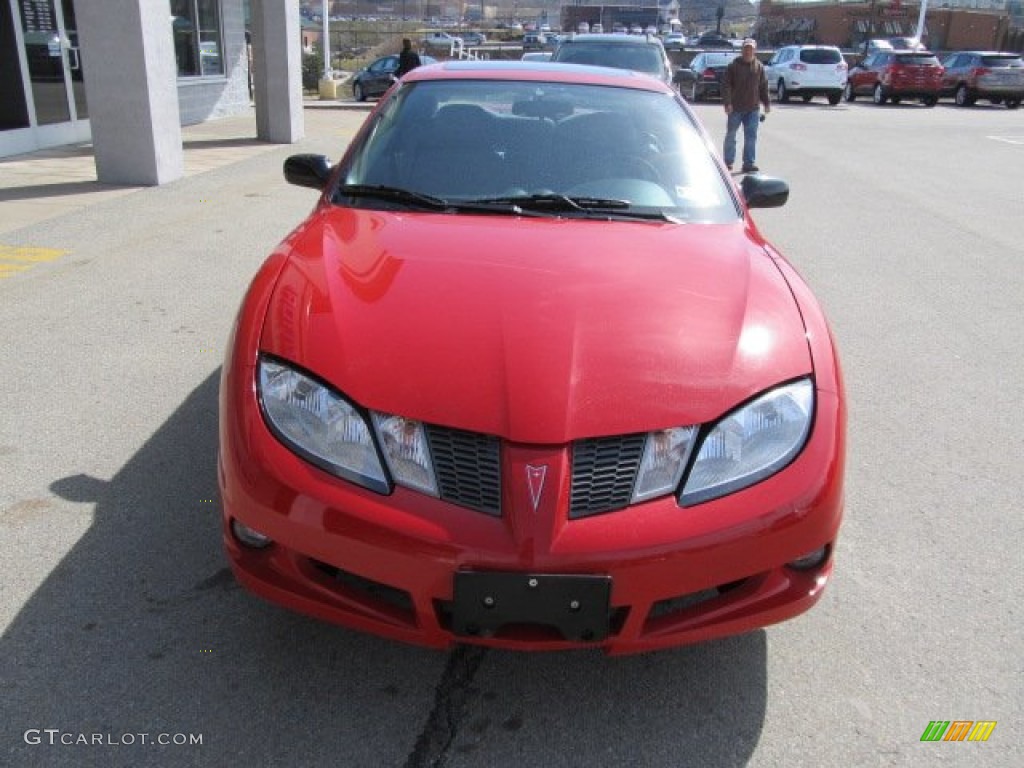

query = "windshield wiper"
[474, 194, 682, 223]
[474, 193, 631, 212]
[337, 184, 449, 210]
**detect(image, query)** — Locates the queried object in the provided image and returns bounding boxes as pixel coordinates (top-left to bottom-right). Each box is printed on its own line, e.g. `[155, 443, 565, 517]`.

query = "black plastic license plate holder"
[452, 571, 612, 642]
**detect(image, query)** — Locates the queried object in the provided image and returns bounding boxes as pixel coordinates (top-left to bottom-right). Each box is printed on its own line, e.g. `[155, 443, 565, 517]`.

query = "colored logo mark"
[920, 720, 996, 742]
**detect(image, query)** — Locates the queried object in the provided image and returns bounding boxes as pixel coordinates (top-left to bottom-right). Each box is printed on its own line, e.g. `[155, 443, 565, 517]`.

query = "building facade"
[1, 0, 302, 186]
[754, 0, 1022, 52]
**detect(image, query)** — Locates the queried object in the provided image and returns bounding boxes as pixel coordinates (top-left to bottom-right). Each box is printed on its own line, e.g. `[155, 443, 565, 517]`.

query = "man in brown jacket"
[721, 39, 771, 173]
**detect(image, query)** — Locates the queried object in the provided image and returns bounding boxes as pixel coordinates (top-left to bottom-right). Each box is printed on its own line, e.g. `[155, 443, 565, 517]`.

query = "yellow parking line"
[0, 245, 68, 262]
[0, 245, 69, 279]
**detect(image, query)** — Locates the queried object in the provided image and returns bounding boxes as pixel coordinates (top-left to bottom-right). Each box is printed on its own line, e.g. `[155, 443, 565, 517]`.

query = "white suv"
[765, 45, 848, 105]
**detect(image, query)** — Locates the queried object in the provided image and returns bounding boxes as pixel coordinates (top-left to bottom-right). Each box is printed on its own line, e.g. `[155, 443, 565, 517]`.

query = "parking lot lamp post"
[321, 0, 330, 79]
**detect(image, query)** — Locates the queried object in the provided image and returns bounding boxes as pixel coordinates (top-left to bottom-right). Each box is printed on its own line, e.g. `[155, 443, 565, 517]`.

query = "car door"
[855, 53, 884, 93]
[366, 56, 398, 96]
[849, 54, 872, 94]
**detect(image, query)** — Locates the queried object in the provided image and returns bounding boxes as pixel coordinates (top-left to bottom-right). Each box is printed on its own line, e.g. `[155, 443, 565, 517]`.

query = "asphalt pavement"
[1, 96, 1021, 768]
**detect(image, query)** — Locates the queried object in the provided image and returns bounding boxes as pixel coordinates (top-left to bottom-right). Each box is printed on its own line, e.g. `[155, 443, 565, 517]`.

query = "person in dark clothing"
[721, 39, 771, 173]
[395, 38, 422, 78]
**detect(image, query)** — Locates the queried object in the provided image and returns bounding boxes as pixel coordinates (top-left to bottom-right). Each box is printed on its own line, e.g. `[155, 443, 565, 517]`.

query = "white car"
[422, 31, 463, 50]
[765, 45, 848, 105]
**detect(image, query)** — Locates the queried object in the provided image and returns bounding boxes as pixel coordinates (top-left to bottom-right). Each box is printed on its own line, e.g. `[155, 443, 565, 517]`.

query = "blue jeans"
[723, 110, 760, 168]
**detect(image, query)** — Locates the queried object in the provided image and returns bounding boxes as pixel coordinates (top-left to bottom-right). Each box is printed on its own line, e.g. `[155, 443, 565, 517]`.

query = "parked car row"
[677, 44, 1023, 110]
[353, 42, 1022, 111]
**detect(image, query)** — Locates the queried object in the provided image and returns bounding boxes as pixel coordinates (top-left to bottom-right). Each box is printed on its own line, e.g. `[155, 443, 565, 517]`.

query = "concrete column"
[251, 0, 304, 143]
[75, 1, 183, 186]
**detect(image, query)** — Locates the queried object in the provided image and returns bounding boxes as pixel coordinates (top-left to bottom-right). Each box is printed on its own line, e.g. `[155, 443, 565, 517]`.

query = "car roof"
[559, 33, 664, 46]
[403, 60, 673, 92]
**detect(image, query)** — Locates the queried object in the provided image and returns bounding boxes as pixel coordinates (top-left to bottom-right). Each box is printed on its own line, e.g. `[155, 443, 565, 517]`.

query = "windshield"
[703, 53, 734, 67]
[339, 79, 738, 224]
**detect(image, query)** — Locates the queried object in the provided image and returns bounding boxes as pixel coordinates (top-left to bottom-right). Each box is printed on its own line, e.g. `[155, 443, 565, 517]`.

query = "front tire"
[922, 95, 938, 107]
[828, 92, 841, 105]
[873, 83, 887, 105]
[844, 82, 856, 102]
[1006, 98, 1021, 110]
[778, 79, 790, 103]
[353, 82, 366, 102]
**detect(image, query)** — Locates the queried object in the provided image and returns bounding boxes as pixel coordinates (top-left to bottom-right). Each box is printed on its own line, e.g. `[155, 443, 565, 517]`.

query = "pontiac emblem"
[525, 465, 547, 512]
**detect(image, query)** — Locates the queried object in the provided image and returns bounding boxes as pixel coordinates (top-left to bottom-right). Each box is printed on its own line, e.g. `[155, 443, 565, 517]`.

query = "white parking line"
[986, 135, 1024, 145]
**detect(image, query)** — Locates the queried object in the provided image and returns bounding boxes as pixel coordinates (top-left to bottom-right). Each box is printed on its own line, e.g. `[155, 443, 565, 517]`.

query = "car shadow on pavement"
[3, 369, 766, 767]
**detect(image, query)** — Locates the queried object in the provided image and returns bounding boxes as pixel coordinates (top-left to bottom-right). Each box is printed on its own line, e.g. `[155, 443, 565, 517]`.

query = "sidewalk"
[0, 99, 373, 238]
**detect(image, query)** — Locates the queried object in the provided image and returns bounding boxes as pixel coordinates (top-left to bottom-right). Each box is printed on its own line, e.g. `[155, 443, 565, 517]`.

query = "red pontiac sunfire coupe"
[219, 61, 845, 655]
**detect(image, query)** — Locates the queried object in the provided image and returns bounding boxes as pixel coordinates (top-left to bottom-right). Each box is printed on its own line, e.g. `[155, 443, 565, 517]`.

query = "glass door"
[2, 0, 89, 156]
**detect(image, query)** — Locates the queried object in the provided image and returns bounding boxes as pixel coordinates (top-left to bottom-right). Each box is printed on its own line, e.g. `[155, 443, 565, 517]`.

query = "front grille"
[569, 434, 646, 519]
[418, 426, 650, 520]
[426, 425, 502, 516]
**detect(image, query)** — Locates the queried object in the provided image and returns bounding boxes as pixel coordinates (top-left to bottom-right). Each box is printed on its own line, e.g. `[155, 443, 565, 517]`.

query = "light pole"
[914, 0, 929, 45]
[321, 0, 331, 79]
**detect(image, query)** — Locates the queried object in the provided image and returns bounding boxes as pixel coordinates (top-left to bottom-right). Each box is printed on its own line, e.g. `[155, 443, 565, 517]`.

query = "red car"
[219, 61, 846, 655]
[844, 50, 944, 106]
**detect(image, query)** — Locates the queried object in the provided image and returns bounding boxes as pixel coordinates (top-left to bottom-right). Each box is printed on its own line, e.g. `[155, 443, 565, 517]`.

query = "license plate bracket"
[452, 572, 612, 642]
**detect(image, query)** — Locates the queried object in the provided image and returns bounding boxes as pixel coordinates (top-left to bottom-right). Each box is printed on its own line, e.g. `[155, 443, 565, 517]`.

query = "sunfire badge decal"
[525, 465, 547, 512]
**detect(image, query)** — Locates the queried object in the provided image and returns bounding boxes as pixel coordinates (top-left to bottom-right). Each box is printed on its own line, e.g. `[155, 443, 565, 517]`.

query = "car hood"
[260, 208, 812, 443]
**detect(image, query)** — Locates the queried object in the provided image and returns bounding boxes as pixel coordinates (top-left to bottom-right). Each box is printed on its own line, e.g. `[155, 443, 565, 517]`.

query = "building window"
[171, 0, 223, 77]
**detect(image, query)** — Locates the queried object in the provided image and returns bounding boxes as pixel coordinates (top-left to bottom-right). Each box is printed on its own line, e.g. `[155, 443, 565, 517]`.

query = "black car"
[695, 32, 735, 49]
[351, 54, 438, 101]
[675, 51, 736, 101]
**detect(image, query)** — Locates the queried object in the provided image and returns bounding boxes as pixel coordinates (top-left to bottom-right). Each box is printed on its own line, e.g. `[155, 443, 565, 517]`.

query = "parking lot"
[1, 99, 1022, 767]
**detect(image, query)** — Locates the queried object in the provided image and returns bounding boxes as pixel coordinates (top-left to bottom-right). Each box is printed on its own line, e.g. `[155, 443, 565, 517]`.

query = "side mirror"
[741, 174, 789, 209]
[283, 154, 333, 191]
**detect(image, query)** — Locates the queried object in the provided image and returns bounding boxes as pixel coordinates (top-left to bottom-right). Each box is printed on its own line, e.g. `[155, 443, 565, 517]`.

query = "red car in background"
[845, 50, 944, 106]
[219, 62, 846, 655]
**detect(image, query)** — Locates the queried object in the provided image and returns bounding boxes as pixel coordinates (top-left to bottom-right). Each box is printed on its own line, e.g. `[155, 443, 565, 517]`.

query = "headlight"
[680, 378, 814, 506]
[258, 357, 389, 493]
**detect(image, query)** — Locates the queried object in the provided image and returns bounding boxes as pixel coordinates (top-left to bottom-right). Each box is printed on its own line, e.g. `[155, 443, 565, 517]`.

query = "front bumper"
[219, 365, 845, 655]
